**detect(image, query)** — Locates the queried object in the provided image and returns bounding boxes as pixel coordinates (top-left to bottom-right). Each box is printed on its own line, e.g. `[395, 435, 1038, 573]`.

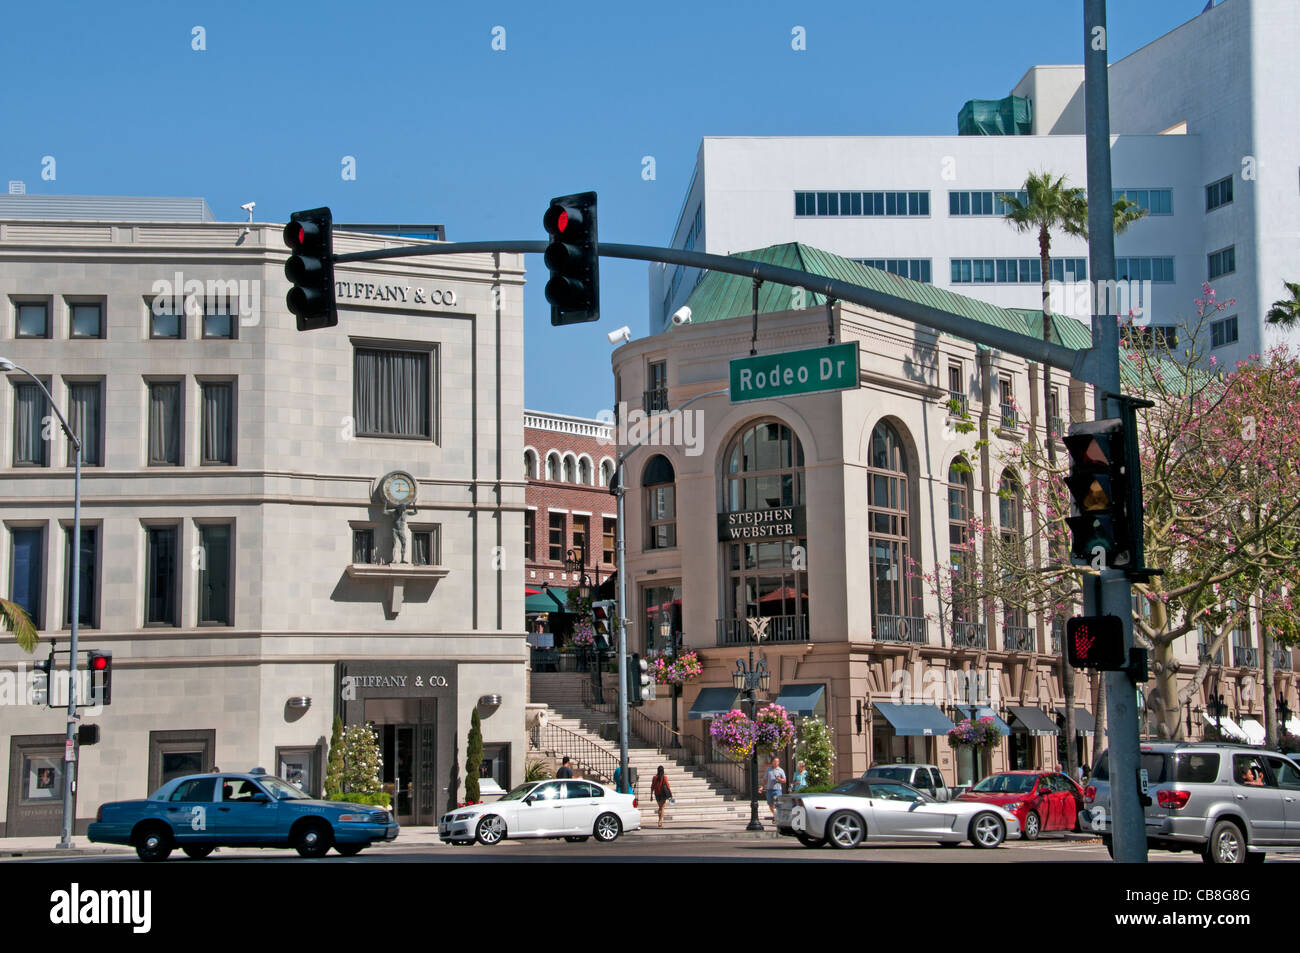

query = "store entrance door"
[365, 699, 437, 825]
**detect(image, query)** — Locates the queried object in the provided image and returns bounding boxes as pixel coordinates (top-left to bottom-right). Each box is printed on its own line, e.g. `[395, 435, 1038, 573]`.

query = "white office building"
[651, 0, 1300, 367]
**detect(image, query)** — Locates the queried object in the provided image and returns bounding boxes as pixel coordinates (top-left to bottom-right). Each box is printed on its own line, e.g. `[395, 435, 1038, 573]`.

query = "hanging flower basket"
[753, 703, 797, 757]
[652, 650, 703, 686]
[571, 620, 595, 648]
[947, 717, 1002, 751]
[709, 709, 758, 762]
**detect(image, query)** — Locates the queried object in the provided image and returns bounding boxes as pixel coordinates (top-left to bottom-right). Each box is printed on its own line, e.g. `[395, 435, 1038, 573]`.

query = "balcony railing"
[1274, 646, 1294, 672]
[1049, 416, 1065, 440]
[643, 387, 669, 414]
[1197, 641, 1225, 665]
[874, 614, 928, 644]
[1233, 644, 1259, 669]
[716, 615, 808, 646]
[950, 621, 986, 649]
[999, 404, 1019, 430]
[1004, 625, 1034, 653]
[947, 392, 968, 417]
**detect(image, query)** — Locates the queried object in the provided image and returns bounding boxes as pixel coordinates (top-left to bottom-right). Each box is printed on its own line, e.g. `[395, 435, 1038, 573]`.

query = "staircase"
[529, 673, 753, 825]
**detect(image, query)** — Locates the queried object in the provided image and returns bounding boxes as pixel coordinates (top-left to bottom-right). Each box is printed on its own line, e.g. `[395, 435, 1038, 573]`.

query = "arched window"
[869, 421, 920, 641]
[998, 469, 1030, 648]
[599, 459, 614, 488]
[643, 455, 676, 550]
[563, 455, 577, 484]
[948, 462, 981, 645]
[721, 420, 807, 643]
[545, 452, 559, 482]
[524, 449, 537, 480]
[578, 457, 592, 486]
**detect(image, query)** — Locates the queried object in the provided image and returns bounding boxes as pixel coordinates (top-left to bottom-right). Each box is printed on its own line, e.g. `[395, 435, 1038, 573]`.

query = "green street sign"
[729, 342, 859, 403]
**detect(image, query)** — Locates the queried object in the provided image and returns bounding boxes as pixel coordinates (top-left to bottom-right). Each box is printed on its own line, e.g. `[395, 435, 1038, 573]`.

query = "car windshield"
[497, 783, 538, 802]
[972, 774, 1037, 794]
[258, 775, 311, 800]
[869, 767, 910, 782]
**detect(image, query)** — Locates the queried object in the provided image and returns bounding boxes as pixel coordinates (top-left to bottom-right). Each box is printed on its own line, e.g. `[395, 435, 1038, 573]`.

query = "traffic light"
[1066, 616, 1127, 670]
[1063, 419, 1133, 569]
[627, 654, 652, 706]
[592, 601, 613, 647]
[35, 652, 53, 707]
[543, 191, 599, 325]
[283, 207, 337, 331]
[87, 650, 112, 705]
[77, 724, 101, 746]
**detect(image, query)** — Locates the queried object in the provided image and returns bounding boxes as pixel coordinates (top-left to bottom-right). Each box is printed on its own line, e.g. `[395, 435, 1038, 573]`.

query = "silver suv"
[1080, 742, 1300, 863]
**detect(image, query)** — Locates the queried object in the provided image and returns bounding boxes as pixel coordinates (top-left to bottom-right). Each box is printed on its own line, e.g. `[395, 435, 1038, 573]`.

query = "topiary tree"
[465, 708, 483, 803]
[341, 723, 382, 794]
[796, 717, 836, 787]
[324, 715, 344, 798]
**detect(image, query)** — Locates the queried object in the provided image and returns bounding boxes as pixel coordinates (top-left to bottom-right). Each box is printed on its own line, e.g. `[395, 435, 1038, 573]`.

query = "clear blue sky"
[1, 0, 1208, 417]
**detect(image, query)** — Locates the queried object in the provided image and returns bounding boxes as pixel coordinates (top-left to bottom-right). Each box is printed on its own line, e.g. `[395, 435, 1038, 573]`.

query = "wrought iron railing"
[643, 387, 669, 414]
[1049, 416, 1066, 440]
[580, 678, 614, 715]
[951, 621, 987, 649]
[874, 614, 928, 644]
[1274, 646, 1294, 672]
[1004, 625, 1034, 652]
[947, 392, 968, 417]
[999, 403, 1019, 430]
[716, 615, 808, 646]
[1233, 644, 1259, 669]
[528, 722, 619, 786]
[1198, 641, 1225, 665]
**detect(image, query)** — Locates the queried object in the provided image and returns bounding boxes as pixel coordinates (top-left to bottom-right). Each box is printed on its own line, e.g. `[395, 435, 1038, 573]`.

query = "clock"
[379, 470, 417, 507]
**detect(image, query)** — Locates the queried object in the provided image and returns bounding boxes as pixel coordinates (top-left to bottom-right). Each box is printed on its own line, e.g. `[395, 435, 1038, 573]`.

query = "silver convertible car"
[775, 778, 1020, 849]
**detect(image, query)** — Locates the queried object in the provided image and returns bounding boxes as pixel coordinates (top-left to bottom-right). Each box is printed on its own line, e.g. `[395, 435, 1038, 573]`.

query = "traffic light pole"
[1084, 0, 1147, 863]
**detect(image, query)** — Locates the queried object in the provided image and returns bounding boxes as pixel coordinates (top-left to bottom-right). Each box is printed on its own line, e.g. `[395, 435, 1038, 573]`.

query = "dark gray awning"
[773, 684, 826, 718]
[1057, 706, 1096, 733]
[1007, 706, 1060, 736]
[688, 686, 741, 720]
[954, 706, 1012, 736]
[873, 702, 955, 737]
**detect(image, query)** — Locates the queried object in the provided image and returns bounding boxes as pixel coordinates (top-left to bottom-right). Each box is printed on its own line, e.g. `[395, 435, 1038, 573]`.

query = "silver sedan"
[776, 778, 1020, 849]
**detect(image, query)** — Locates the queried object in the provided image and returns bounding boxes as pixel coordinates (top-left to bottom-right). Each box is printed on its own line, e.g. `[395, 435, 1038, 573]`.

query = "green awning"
[525, 587, 568, 614]
[773, 684, 826, 718]
[688, 687, 742, 720]
[873, 703, 955, 737]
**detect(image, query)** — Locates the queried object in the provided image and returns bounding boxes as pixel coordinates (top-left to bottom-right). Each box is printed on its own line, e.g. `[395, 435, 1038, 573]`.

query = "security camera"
[240, 201, 256, 213]
[607, 326, 632, 345]
[671, 306, 692, 326]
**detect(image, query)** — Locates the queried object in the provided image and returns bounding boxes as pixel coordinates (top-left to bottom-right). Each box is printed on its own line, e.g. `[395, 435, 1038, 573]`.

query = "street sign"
[729, 342, 858, 403]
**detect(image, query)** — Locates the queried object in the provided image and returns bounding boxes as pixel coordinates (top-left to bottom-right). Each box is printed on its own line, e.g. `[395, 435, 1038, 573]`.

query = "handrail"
[528, 722, 618, 786]
[626, 707, 748, 798]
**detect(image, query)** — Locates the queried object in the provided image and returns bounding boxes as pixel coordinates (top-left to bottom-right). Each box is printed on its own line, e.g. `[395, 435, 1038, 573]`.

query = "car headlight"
[337, 814, 372, 823]
[450, 812, 473, 822]
[1003, 802, 1022, 812]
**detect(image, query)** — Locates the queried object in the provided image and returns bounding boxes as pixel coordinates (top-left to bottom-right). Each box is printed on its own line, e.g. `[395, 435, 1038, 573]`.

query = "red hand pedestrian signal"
[1066, 617, 1125, 670]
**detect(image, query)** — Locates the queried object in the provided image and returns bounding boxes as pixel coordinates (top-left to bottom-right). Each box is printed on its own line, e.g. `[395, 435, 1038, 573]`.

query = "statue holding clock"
[378, 471, 418, 564]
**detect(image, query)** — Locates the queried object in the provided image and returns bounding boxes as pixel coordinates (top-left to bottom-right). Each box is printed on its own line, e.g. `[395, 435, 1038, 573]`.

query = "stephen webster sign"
[717, 506, 807, 541]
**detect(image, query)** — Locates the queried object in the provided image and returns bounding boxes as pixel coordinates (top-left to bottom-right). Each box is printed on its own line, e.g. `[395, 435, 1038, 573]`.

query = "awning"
[1209, 715, 1249, 742]
[773, 684, 826, 719]
[954, 706, 1012, 736]
[1240, 718, 1266, 746]
[873, 702, 955, 737]
[688, 687, 742, 720]
[525, 587, 568, 614]
[1057, 706, 1097, 733]
[1007, 706, 1060, 736]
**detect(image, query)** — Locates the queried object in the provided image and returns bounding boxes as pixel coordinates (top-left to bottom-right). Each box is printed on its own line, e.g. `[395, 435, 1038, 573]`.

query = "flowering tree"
[796, 717, 836, 787]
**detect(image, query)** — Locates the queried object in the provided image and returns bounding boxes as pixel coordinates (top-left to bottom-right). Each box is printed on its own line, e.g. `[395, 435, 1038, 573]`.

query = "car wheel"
[1202, 819, 1246, 864]
[825, 810, 865, 849]
[134, 825, 173, 862]
[476, 814, 507, 846]
[294, 821, 333, 858]
[969, 812, 1006, 849]
[1022, 811, 1041, 840]
[181, 845, 214, 860]
[795, 832, 826, 848]
[564, 835, 590, 843]
[334, 844, 365, 857]
[593, 813, 622, 843]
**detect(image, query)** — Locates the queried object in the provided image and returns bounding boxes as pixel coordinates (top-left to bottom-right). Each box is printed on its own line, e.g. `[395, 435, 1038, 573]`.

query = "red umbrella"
[526, 587, 541, 596]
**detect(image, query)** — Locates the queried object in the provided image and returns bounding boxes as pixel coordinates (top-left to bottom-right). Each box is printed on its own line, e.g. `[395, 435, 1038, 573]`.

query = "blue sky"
[1, 0, 1209, 417]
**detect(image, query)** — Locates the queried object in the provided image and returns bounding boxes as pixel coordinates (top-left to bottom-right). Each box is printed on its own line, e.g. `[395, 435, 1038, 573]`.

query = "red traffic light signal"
[284, 207, 337, 331]
[86, 649, 112, 705]
[1066, 616, 1126, 670]
[543, 192, 599, 325]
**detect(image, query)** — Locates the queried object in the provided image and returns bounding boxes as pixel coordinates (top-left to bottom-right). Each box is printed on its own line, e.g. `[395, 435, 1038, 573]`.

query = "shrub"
[466, 709, 483, 803]
[525, 757, 553, 782]
[326, 791, 392, 808]
[341, 723, 383, 794]
[796, 717, 836, 787]
[324, 715, 344, 797]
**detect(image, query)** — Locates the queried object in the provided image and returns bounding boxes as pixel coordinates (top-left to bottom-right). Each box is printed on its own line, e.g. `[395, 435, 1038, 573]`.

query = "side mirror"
[523, 795, 536, 805]
[251, 792, 271, 804]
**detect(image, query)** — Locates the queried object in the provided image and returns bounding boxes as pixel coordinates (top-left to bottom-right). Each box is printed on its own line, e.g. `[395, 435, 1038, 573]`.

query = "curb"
[0, 847, 133, 859]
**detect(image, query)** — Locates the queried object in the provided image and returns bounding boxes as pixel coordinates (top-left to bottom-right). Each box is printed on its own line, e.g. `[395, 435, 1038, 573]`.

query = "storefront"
[1006, 706, 1059, 770]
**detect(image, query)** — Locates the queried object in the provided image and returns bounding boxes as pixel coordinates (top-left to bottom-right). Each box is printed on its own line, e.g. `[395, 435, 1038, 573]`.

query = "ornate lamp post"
[732, 634, 771, 832]
[565, 548, 599, 693]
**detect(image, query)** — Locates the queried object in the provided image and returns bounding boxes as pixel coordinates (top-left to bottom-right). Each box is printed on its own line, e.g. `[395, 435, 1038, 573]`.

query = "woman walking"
[650, 765, 673, 828]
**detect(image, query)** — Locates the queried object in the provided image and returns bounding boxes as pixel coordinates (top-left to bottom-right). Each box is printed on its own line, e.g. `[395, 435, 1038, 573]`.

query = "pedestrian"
[650, 765, 673, 828]
[556, 756, 573, 779]
[759, 756, 786, 819]
[792, 760, 808, 793]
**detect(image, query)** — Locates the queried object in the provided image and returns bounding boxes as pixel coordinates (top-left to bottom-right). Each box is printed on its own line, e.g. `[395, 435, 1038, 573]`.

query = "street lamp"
[564, 547, 599, 693]
[0, 357, 82, 849]
[732, 643, 771, 832]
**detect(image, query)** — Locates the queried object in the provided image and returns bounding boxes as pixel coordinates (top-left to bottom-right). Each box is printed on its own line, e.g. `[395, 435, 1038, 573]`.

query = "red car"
[955, 771, 1084, 840]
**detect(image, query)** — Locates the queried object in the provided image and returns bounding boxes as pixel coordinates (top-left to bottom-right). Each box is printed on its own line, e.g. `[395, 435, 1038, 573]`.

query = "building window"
[1114, 256, 1175, 283]
[1112, 188, 1172, 215]
[1211, 315, 1239, 349]
[197, 523, 232, 625]
[545, 452, 559, 481]
[869, 421, 918, 629]
[524, 450, 537, 479]
[1120, 325, 1179, 349]
[200, 381, 235, 465]
[725, 420, 804, 512]
[352, 529, 375, 564]
[645, 361, 668, 414]
[10, 526, 44, 630]
[479, 744, 511, 792]
[999, 376, 1017, 428]
[16, 301, 49, 338]
[948, 189, 1027, 216]
[572, 516, 589, 564]
[998, 471, 1030, 641]
[578, 457, 592, 485]
[69, 302, 104, 339]
[12, 379, 50, 467]
[1208, 246, 1236, 281]
[562, 455, 577, 483]
[202, 305, 236, 339]
[147, 380, 182, 466]
[643, 455, 676, 550]
[548, 512, 566, 562]
[948, 463, 978, 636]
[1048, 258, 1089, 282]
[642, 583, 683, 655]
[600, 459, 614, 487]
[947, 362, 966, 416]
[854, 258, 932, 283]
[353, 347, 432, 439]
[950, 258, 1063, 284]
[602, 518, 616, 565]
[412, 528, 436, 566]
[150, 306, 184, 339]
[63, 524, 98, 629]
[145, 525, 180, 626]
[1206, 175, 1233, 211]
[67, 381, 104, 466]
[524, 513, 535, 561]
[795, 190, 930, 217]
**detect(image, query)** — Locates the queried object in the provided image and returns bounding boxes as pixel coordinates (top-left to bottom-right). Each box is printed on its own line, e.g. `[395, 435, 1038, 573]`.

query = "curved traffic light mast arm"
[332, 240, 1091, 383]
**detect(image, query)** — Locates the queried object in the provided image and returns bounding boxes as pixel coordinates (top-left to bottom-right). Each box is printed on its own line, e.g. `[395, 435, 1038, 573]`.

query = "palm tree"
[1266, 281, 1300, 327]
[998, 171, 1148, 779]
[1, 597, 39, 653]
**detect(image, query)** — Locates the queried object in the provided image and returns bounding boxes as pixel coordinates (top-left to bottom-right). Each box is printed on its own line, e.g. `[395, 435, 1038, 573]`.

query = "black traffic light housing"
[1066, 615, 1127, 670]
[1063, 418, 1133, 569]
[87, 650, 112, 705]
[627, 653, 651, 706]
[284, 207, 337, 331]
[77, 724, 101, 746]
[543, 192, 599, 325]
